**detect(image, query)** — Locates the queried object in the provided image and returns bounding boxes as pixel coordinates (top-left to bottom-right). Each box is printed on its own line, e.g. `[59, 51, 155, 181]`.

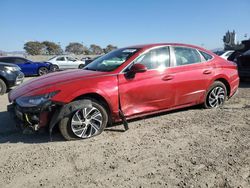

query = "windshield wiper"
[84, 67, 98, 71]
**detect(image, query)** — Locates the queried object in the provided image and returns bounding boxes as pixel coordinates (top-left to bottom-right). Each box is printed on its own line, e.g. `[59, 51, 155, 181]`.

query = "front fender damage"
[49, 100, 92, 138]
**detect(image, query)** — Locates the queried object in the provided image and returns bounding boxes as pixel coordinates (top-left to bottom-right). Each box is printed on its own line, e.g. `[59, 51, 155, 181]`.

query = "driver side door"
[118, 46, 176, 117]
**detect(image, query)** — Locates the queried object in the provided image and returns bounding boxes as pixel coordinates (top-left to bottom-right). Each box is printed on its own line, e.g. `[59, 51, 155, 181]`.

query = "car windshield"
[84, 48, 140, 72]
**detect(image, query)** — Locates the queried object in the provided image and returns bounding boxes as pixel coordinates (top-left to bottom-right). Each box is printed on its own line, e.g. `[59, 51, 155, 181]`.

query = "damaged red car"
[8, 43, 239, 140]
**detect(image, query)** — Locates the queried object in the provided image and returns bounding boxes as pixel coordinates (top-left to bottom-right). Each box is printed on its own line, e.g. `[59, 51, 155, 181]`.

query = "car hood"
[9, 69, 111, 101]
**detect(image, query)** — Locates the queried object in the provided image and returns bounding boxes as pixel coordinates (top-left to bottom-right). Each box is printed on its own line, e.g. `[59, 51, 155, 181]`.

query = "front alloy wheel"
[59, 99, 108, 140]
[71, 106, 103, 138]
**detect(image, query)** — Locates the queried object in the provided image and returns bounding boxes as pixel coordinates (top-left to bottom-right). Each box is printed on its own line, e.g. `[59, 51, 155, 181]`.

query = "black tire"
[52, 65, 59, 71]
[59, 99, 108, 141]
[0, 79, 7, 95]
[204, 81, 227, 109]
[78, 64, 85, 69]
[38, 67, 49, 76]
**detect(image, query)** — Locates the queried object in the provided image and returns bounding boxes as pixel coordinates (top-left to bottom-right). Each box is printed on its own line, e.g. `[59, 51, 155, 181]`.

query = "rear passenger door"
[169, 46, 214, 106]
[66, 56, 78, 69]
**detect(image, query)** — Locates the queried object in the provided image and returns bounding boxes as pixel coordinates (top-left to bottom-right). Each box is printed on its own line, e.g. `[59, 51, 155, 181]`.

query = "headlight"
[16, 91, 59, 107]
[4, 66, 20, 72]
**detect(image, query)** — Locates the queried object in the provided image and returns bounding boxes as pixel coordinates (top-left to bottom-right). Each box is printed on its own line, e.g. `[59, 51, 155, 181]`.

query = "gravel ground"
[0, 78, 249, 188]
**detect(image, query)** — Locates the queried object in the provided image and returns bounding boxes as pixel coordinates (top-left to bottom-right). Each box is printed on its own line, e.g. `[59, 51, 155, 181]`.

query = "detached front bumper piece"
[7, 102, 53, 132]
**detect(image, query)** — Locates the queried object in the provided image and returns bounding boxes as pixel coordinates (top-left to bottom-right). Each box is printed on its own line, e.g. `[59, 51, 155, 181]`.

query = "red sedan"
[8, 43, 239, 140]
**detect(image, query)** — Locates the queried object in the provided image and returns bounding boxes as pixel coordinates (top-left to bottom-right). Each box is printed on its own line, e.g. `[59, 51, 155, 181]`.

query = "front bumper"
[7, 101, 54, 131]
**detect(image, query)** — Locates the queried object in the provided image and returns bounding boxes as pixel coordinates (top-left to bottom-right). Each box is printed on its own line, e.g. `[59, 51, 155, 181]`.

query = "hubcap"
[39, 68, 48, 75]
[208, 86, 225, 108]
[71, 107, 103, 138]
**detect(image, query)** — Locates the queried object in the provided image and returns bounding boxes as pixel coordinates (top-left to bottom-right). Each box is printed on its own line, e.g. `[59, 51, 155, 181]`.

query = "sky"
[0, 0, 250, 51]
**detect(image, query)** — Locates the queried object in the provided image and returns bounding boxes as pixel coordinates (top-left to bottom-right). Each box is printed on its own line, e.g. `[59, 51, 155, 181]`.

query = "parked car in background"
[228, 49, 250, 79]
[81, 57, 91, 61]
[8, 43, 239, 140]
[0, 56, 53, 76]
[48, 55, 85, 70]
[213, 50, 234, 60]
[0, 62, 24, 95]
[83, 55, 102, 66]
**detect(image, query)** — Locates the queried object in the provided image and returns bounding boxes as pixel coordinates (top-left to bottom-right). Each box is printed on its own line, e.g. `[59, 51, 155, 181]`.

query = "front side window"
[85, 48, 139, 72]
[174, 47, 201, 66]
[56, 57, 65, 61]
[134, 47, 170, 70]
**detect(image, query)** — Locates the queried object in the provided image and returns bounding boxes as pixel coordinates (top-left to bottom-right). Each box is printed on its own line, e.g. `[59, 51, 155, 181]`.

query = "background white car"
[48, 56, 85, 70]
[214, 50, 234, 60]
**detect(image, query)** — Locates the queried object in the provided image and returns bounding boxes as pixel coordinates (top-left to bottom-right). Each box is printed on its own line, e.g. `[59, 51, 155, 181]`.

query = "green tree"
[104, 44, 117, 53]
[65, 42, 89, 55]
[23, 41, 45, 55]
[42, 41, 63, 55]
[89, 44, 103, 55]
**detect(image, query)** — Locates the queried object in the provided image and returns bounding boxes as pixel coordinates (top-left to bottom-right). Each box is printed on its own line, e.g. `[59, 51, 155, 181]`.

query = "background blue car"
[0, 56, 53, 76]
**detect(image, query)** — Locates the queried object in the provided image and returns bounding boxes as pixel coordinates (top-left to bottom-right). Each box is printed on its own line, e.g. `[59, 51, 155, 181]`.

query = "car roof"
[126, 43, 211, 53]
[0, 56, 26, 59]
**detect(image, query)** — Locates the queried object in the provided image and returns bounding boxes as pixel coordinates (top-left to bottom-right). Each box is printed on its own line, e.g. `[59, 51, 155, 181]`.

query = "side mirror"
[129, 63, 147, 74]
[126, 63, 147, 79]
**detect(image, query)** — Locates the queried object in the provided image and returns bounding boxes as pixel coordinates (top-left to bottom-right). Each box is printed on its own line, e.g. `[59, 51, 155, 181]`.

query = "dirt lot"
[0, 78, 249, 188]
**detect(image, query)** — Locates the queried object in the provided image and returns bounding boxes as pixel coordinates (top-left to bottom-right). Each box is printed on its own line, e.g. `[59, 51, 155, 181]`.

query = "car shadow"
[0, 111, 65, 144]
[0, 105, 200, 144]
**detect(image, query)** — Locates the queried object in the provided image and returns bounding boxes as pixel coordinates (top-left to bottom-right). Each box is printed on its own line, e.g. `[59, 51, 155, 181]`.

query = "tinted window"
[66, 57, 76, 61]
[14, 58, 27, 64]
[174, 47, 201, 66]
[199, 51, 213, 61]
[243, 50, 250, 56]
[56, 57, 65, 61]
[0, 57, 12, 63]
[134, 47, 170, 70]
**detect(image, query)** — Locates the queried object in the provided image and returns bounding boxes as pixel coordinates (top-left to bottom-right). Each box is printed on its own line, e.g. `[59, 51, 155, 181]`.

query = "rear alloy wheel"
[0, 79, 7, 95]
[78, 64, 85, 69]
[38, 67, 49, 76]
[204, 81, 227, 108]
[59, 99, 108, 140]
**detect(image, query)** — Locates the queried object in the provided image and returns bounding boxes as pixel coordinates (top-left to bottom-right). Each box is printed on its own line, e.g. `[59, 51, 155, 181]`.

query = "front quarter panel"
[51, 74, 119, 118]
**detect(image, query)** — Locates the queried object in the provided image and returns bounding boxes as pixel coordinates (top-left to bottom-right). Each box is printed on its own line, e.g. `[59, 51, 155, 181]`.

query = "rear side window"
[174, 47, 201, 66]
[0, 58, 13, 63]
[14, 58, 27, 63]
[135, 47, 170, 70]
[66, 57, 76, 61]
[56, 57, 65, 61]
[199, 51, 213, 61]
